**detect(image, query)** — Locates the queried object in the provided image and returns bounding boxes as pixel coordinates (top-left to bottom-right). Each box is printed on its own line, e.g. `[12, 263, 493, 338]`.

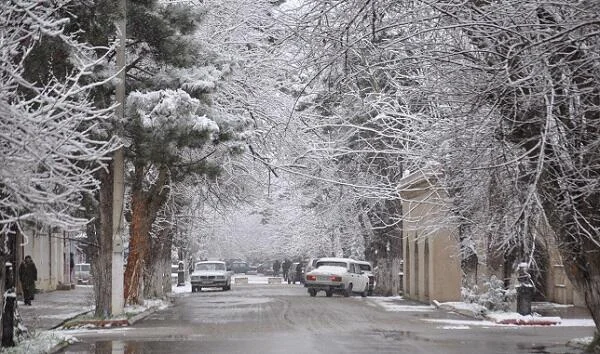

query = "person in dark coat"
[282, 259, 292, 281]
[70, 252, 75, 283]
[295, 261, 304, 284]
[19, 255, 37, 306]
[272, 259, 281, 277]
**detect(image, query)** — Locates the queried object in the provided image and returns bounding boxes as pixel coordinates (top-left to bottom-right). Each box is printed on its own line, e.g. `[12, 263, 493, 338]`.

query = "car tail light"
[329, 275, 342, 282]
[306, 274, 316, 281]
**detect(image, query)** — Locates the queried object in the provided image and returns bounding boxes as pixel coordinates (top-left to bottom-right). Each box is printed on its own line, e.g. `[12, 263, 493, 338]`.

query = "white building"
[17, 229, 77, 293]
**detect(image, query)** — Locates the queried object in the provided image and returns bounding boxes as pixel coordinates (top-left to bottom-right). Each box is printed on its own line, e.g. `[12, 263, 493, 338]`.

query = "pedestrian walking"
[19, 255, 37, 306]
[295, 261, 303, 284]
[272, 259, 281, 277]
[282, 259, 291, 281]
[70, 252, 75, 283]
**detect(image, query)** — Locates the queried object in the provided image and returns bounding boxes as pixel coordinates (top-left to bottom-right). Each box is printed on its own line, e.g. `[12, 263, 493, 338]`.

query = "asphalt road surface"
[58, 283, 592, 354]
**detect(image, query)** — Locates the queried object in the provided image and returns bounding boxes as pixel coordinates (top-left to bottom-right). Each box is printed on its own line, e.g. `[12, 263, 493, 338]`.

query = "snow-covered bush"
[462, 275, 516, 311]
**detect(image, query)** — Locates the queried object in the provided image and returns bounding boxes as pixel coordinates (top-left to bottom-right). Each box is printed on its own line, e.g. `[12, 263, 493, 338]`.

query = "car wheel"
[361, 288, 367, 297]
[308, 289, 317, 297]
[325, 290, 333, 297]
[344, 283, 353, 297]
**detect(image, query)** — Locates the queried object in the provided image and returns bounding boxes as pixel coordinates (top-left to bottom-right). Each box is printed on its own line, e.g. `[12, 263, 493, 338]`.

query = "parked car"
[74, 263, 92, 285]
[288, 262, 305, 284]
[304, 257, 369, 297]
[190, 261, 232, 292]
[356, 260, 375, 296]
[171, 264, 179, 284]
[257, 262, 274, 276]
[304, 257, 320, 274]
[246, 264, 259, 275]
[231, 261, 249, 274]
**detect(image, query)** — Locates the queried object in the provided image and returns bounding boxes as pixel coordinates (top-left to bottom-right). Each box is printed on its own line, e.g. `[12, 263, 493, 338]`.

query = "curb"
[52, 310, 95, 330]
[490, 316, 562, 326]
[127, 306, 160, 325]
[48, 306, 163, 354]
[59, 306, 162, 329]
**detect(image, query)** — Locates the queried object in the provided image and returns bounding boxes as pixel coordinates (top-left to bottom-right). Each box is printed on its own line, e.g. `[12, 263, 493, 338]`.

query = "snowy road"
[57, 279, 593, 353]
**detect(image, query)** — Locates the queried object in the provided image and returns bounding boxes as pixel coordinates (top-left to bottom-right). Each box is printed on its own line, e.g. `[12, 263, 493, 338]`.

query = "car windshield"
[316, 261, 347, 268]
[196, 263, 226, 271]
[358, 264, 372, 271]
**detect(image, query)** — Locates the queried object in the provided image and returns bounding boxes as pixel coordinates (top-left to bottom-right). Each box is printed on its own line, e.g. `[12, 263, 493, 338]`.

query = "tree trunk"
[143, 222, 173, 299]
[124, 165, 170, 305]
[124, 191, 151, 305]
[0, 255, 11, 347]
[1, 225, 18, 347]
[368, 200, 403, 296]
[92, 167, 113, 317]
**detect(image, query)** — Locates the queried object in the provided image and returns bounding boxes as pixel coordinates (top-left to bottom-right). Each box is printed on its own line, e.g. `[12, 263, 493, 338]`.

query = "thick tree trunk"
[124, 165, 170, 305]
[124, 192, 151, 305]
[144, 223, 173, 299]
[368, 200, 403, 296]
[92, 167, 113, 317]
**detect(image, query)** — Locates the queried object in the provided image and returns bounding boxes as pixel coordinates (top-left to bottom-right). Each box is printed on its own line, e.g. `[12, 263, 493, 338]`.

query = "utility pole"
[111, 0, 126, 317]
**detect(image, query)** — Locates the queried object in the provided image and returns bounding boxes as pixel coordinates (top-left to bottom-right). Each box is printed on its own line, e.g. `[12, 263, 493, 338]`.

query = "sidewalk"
[10, 284, 170, 354]
[17, 285, 94, 332]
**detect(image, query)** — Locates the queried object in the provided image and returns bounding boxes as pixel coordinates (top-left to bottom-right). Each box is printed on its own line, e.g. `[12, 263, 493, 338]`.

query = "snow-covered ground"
[367, 295, 595, 349]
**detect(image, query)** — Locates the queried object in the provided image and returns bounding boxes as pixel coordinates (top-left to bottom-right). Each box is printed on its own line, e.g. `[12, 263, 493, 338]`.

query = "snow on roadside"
[2, 331, 78, 354]
[369, 296, 436, 312]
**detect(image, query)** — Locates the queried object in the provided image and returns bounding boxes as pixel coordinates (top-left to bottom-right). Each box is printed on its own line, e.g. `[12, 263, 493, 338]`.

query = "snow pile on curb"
[486, 312, 561, 325]
[433, 300, 562, 325]
[432, 300, 487, 319]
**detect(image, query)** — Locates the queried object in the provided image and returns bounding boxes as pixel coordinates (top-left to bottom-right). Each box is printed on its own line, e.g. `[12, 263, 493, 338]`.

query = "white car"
[190, 261, 232, 292]
[356, 260, 375, 296]
[304, 257, 369, 297]
[74, 263, 92, 284]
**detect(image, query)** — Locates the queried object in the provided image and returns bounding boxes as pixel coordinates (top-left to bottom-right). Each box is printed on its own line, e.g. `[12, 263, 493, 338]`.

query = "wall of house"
[401, 175, 462, 303]
[399, 171, 584, 308]
[18, 230, 71, 292]
[545, 243, 585, 306]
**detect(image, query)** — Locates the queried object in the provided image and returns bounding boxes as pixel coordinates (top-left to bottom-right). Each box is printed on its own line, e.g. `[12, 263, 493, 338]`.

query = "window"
[195, 263, 226, 271]
[316, 261, 347, 269]
[358, 264, 371, 272]
[77, 264, 90, 272]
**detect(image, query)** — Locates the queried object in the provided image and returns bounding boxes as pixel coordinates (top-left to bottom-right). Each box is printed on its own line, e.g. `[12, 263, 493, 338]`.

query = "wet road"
[58, 283, 592, 353]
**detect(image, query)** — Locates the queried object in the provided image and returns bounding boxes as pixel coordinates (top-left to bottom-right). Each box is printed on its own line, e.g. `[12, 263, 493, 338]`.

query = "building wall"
[18, 230, 72, 292]
[399, 170, 583, 307]
[400, 173, 462, 303]
[544, 231, 585, 306]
